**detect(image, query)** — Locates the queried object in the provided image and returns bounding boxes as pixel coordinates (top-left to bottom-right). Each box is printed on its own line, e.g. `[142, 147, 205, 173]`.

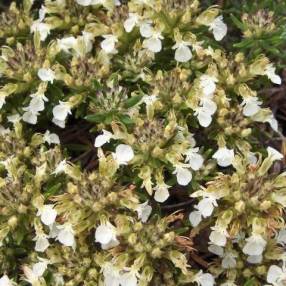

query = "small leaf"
[44, 183, 62, 198]
[92, 79, 102, 91]
[244, 278, 255, 286]
[117, 114, 134, 126]
[230, 14, 246, 30]
[124, 94, 143, 108]
[85, 113, 108, 123]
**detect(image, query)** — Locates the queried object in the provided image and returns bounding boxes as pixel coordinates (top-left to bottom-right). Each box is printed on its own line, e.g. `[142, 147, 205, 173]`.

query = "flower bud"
[8, 215, 18, 228]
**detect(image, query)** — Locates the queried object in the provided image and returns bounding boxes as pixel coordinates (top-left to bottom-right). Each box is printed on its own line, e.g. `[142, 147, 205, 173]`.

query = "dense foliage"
[0, 0, 286, 285]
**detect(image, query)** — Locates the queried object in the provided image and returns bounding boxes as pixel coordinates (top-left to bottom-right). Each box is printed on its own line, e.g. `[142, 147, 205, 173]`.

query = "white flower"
[76, 0, 92, 5]
[241, 96, 262, 117]
[265, 64, 282, 85]
[200, 75, 217, 96]
[0, 125, 10, 136]
[44, 130, 60, 145]
[37, 68, 55, 83]
[194, 271, 215, 286]
[57, 224, 75, 247]
[22, 109, 38, 125]
[196, 197, 218, 218]
[94, 130, 113, 147]
[277, 229, 286, 245]
[124, 13, 139, 33]
[73, 32, 94, 57]
[53, 159, 69, 175]
[172, 41, 192, 63]
[208, 16, 227, 41]
[135, 201, 152, 223]
[247, 255, 262, 264]
[100, 34, 118, 54]
[267, 264, 286, 286]
[267, 146, 284, 161]
[113, 144, 134, 165]
[39, 5, 46, 22]
[48, 223, 60, 239]
[52, 101, 72, 121]
[0, 275, 12, 286]
[34, 233, 50, 252]
[222, 252, 237, 269]
[195, 106, 213, 127]
[32, 258, 49, 278]
[52, 118, 66, 128]
[209, 226, 228, 247]
[154, 183, 170, 203]
[0, 97, 5, 109]
[242, 234, 267, 256]
[247, 151, 258, 165]
[102, 263, 121, 286]
[195, 91, 217, 128]
[208, 244, 224, 256]
[95, 222, 119, 250]
[185, 147, 204, 171]
[142, 94, 157, 106]
[53, 273, 64, 286]
[119, 270, 138, 286]
[143, 31, 164, 53]
[31, 21, 51, 41]
[266, 114, 278, 132]
[29, 93, 48, 113]
[22, 266, 39, 285]
[37, 204, 57, 226]
[173, 166, 192, 186]
[212, 147, 234, 167]
[139, 21, 153, 38]
[57, 36, 77, 53]
[189, 210, 202, 227]
[7, 114, 21, 123]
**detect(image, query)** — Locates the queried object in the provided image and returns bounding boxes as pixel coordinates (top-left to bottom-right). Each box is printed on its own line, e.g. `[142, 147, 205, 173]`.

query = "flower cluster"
[0, 0, 285, 285]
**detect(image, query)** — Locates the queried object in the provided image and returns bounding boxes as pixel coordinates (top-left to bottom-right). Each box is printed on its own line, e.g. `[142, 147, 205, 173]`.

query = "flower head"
[267, 146, 284, 161]
[242, 234, 267, 256]
[173, 166, 192, 186]
[34, 233, 50, 252]
[209, 16, 227, 41]
[267, 264, 286, 286]
[194, 271, 215, 286]
[37, 204, 57, 226]
[52, 101, 72, 121]
[38, 68, 55, 83]
[95, 222, 119, 249]
[32, 258, 50, 278]
[212, 147, 234, 167]
[172, 41, 192, 63]
[0, 275, 13, 286]
[94, 130, 113, 147]
[113, 144, 134, 165]
[43, 130, 60, 145]
[143, 31, 164, 53]
[101, 34, 118, 54]
[124, 13, 139, 33]
[135, 201, 152, 223]
[185, 147, 204, 171]
[56, 224, 75, 247]
[154, 183, 170, 203]
[31, 21, 51, 41]
[265, 64, 281, 85]
[241, 96, 262, 117]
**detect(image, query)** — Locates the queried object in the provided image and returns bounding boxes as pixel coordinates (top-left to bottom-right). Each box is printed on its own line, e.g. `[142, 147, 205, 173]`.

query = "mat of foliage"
[0, 0, 286, 286]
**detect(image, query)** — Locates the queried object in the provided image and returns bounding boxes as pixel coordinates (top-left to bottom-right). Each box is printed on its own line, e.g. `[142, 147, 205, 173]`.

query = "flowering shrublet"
[0, 0, 285, 285]
[189, 151, 286, 284]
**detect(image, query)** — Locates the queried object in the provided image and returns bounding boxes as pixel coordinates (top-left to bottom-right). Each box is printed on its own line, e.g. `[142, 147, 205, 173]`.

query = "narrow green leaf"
[123, 94, 143, 108]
